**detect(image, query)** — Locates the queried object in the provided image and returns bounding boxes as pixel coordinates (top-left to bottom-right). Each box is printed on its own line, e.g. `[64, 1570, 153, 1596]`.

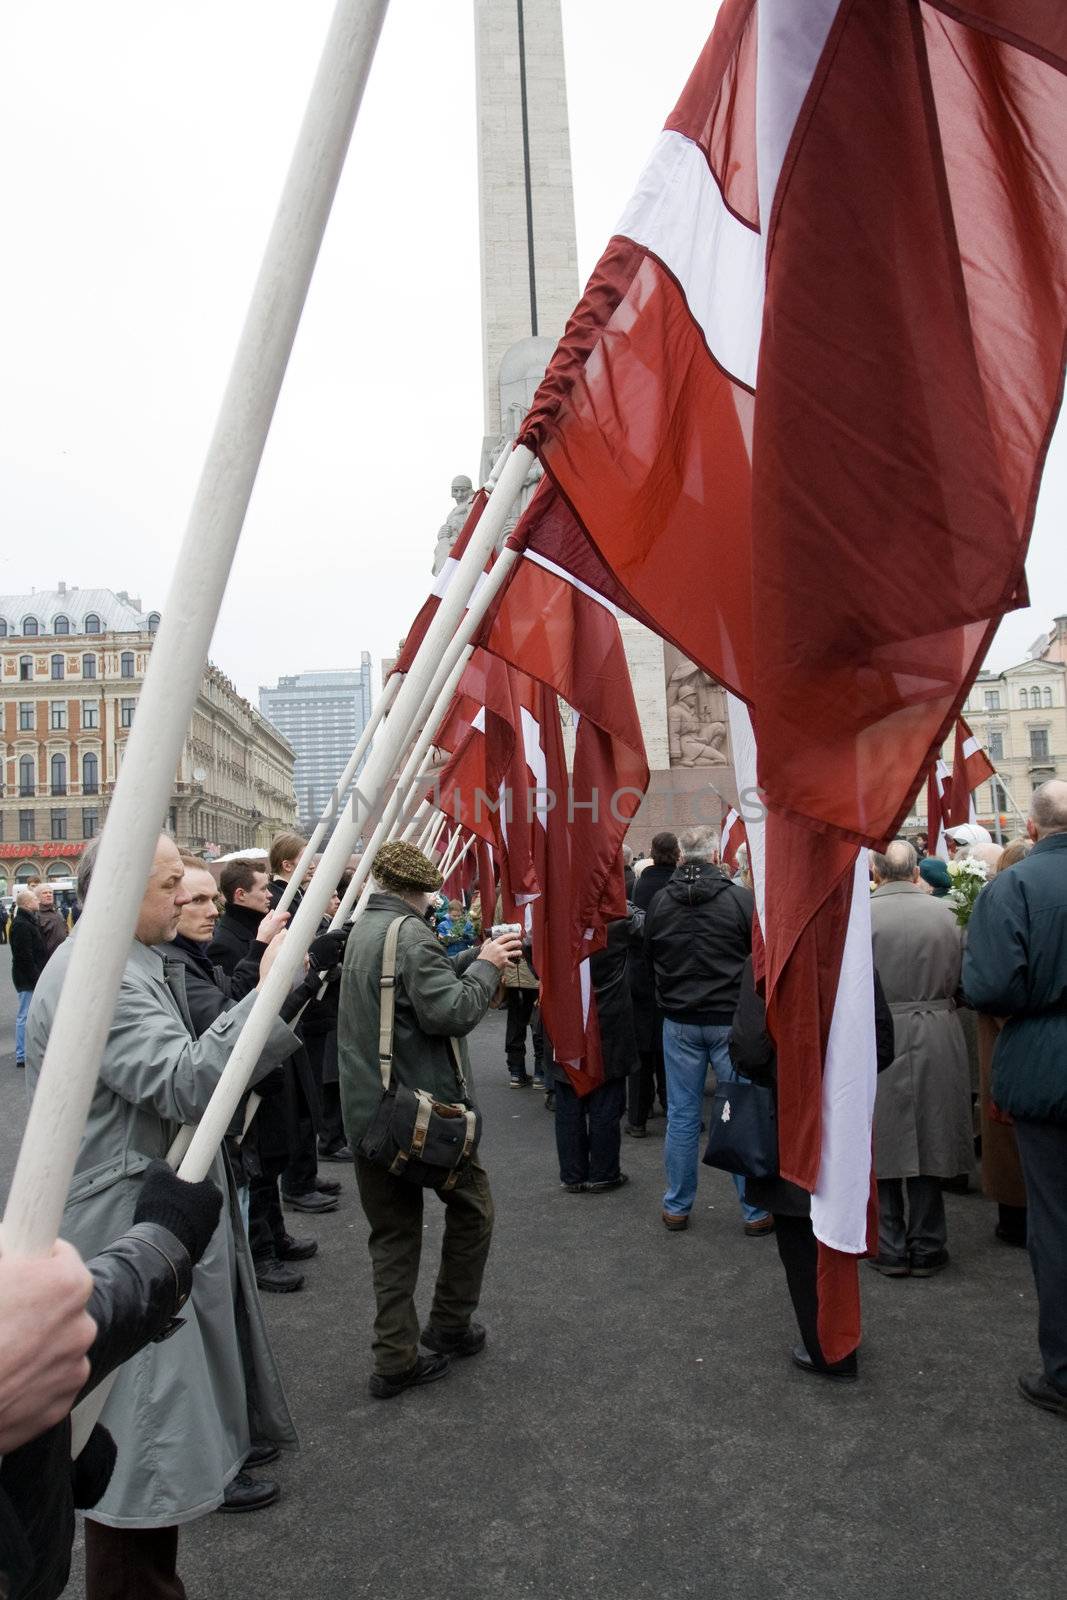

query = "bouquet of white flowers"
[946, 855, 988, 926]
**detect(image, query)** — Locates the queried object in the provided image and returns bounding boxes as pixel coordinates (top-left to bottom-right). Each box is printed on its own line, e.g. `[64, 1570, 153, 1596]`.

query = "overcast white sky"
[0, 1, 1063, 708]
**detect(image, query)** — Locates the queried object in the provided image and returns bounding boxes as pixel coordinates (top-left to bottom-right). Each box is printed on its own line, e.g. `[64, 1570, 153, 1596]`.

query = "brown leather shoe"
[662, 1210, 689, 1232]
[743, 1215, 776, 1237]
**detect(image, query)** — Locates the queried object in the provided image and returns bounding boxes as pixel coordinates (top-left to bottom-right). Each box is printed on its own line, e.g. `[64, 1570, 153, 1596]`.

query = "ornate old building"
[0, 585, 296, 895]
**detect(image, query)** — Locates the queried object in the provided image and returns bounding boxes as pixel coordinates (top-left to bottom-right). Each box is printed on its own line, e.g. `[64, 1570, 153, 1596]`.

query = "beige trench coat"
[870, 882, 973, 1180]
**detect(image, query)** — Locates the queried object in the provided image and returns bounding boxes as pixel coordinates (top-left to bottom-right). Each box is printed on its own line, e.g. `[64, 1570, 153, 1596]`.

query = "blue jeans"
[662, 1017, 767, 1223]
[15, 990, 33, 1063]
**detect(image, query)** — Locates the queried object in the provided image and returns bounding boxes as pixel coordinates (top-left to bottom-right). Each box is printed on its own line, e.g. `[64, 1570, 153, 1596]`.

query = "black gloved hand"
[133, 1161, 223, 1266]
[307, 927, 348, 972]
[72, 1424, 118, 1509]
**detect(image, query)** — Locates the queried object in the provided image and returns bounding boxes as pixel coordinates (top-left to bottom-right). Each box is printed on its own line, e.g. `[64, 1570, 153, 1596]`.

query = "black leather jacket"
[0, 1224, 192, 1600]
[645, 863, 754, 1025]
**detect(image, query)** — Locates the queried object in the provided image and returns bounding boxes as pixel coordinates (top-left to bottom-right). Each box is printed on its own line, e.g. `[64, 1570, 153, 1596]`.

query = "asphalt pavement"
[0, 943, 1064, 1600]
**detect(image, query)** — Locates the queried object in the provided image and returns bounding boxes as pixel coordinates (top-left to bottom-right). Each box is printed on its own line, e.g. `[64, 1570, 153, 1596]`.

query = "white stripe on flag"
[519, 706, 549, 825]
[810, 850, 877, 1254]
[523, 548, 617, 615]
[432, 556, 488, 605]
[755, 0, 844, 221]
[616, 130, 764, 389]
[962, 736, 980, 759]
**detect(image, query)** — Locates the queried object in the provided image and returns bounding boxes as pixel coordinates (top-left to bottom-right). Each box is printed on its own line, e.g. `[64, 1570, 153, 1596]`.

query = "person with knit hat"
[919, 856, 952, 897]
[337, 839, 522, 1398]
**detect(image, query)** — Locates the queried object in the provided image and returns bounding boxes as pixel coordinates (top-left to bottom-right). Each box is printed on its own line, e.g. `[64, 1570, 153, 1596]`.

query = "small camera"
[489, 922, 523, 940]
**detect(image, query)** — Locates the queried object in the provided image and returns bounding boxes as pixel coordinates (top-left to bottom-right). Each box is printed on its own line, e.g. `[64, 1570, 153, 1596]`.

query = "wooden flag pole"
[168, 447, 533, 1191]
[0, 0, 391, 1261]
[274, 671, 400, 916]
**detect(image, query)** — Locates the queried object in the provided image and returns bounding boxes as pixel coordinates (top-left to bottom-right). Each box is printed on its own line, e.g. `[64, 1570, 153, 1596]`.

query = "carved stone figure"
[666, 658, 729, 766]
[432, 475, 475, 575]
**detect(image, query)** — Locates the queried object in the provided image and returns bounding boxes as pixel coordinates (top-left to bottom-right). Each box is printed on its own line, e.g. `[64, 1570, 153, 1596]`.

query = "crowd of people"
[2, 779, 1065, 1598]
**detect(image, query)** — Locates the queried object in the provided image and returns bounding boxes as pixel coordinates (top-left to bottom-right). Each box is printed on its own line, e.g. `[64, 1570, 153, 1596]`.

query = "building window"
[19, 655, 32, 681]
[54, 615, 70, 635]
[51, 754, 67, 795]
[120, 698, 135, 729]
[983, 690, 1000, 711]
[1030, 728, 1050, 762]
[120, 652, 135, 679]
[19, 810, 34, 842]
[988, 730, 1004, 761]
[50, 702, 67, 731]
[50, 654, 64, 680]
[83, 808, 98, 839]
[84, 613, 101, 634]
[0, 618, 6, 637]
[19, 755, 35, 797]
[82, 700, 99, 730]
[18, 702, 33, 731]
[147, 612, 161, 635]
[1019, 689, 1028, 707]
[82, 653, 96, 679]
[22, 616, 39, 637]
[51, 809, 67, 841]
[1044, 686, 1053, 708]
[82, 752, 99, 794]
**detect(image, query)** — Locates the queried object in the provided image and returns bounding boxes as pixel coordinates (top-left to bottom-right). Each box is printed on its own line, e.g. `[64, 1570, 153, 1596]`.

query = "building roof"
[0, 586, 155, 635]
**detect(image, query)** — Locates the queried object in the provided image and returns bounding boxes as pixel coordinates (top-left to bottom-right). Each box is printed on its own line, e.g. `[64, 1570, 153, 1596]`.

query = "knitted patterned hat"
[372, 840, 443, 894]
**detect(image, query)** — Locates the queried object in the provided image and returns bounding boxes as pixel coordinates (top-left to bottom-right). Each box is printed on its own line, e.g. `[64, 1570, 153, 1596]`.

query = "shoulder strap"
[378, 915, 470, 1099]
[377, 916, 407, 1091]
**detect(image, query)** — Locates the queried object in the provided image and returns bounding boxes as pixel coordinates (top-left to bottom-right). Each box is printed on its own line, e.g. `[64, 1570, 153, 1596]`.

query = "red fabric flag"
[926, 759, 952, 860]
[946, 719, 998, 828]
[513, 0, 1067, 1361]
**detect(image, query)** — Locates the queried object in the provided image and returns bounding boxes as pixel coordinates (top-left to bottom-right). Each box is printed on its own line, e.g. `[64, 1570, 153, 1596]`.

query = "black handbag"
[358, 916, 482, 1190]
[702, 1075, 778, 1180]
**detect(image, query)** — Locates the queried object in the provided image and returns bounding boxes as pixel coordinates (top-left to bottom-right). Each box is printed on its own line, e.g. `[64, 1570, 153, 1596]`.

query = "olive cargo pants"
[354, 1154, 494, 1375]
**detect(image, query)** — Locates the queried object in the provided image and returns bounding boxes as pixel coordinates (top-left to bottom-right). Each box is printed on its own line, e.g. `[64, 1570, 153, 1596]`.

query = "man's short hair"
[269, 831, 307, 877]
[622, 844, 634, 866]
[179, 853, 208, 872]
[1030, 779, 1067, 837]
[77, 836, 102, 904]
[15, 888, 36, 908]
[220, 858, 268, 905]
[881, 840, 918, 881]
[650, 831, 680, 868]
[679, 826, 718, 863]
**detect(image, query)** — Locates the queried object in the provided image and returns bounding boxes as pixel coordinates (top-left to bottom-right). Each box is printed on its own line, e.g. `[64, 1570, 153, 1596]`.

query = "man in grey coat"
[26, 834, 302, 1599]
[868, 840, 972, 1277]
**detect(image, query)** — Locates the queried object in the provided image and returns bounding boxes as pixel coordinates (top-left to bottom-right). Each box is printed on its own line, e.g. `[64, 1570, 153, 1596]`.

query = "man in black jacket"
[10, 889, 47, 1068]
[964, 779, 1067, 1421]
[645, 826, 770, 1235]
[0, 1162, 221, 1600]
[626, 832, 679, 1134]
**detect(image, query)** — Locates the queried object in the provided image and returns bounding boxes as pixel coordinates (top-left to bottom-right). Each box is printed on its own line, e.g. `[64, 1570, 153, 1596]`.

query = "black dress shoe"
[1017, 1372, 1067, 1419]
[244, 1440, 280, 1468]
[586, 1173, 629, 1193]
[254, 1259, 305, 1294]
[283, 1190, 338, 1214]
[421, 1321, 487, 1358]
[560, 1181, 587, 1194]
[318, 1143, 353, 1162]
[315, 1177, 342, 1196]
[276, 1233, 318, 1262]
[625, 1123, 648, 1138]
[909, 1249, 949, 1278]
[791, 1342, 858, 1382]
[368, 1352, 450, 1399]
[217, 1472, 279, 1512]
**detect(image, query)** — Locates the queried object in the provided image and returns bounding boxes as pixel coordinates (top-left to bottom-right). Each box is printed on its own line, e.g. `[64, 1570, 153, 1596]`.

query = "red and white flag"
[720, 802, 747, 874]
[514, 0, 1067, 1361]
[926, 759, 952, 860]
[946, 718, 997, 829]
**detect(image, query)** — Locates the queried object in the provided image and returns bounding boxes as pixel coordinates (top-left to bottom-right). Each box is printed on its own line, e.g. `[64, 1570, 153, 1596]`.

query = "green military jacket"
[337, 891, 500, 1145]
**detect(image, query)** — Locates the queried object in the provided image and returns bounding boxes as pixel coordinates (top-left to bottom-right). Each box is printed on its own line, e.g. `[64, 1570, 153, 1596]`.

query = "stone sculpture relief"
[431, 475, 475, 576]
[665, 653, 730, 767]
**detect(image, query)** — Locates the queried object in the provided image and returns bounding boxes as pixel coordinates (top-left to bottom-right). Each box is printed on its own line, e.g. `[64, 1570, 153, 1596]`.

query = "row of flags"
[925, 719, 999, 858]
[385, 0, 1065, 1363]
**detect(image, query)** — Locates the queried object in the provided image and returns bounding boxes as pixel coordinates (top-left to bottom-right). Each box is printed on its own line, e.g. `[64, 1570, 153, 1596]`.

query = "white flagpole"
[438, 825, 469, 881]
[274, 671, 400, 916]
[0, 0, 391, 1261]
[399, 798, 432, 844]
[169, 447, 532, 1188]
[421, 810, 449, 854]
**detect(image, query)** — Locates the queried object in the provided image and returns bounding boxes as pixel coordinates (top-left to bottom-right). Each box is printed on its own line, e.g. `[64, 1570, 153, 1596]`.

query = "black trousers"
[305, 1029, 347, 1151]
[85, 1522, 185, 1600]
[248, 1160, 288, 1262]
[504, 988, 542, 1074]
[877, 1176, 946, 1266]
[773, 1213, 858, 1375]
[627, 1038, 666, 1128]
[1014, 1119, 1067, 1394]
[553, 1076, 626, 1186]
